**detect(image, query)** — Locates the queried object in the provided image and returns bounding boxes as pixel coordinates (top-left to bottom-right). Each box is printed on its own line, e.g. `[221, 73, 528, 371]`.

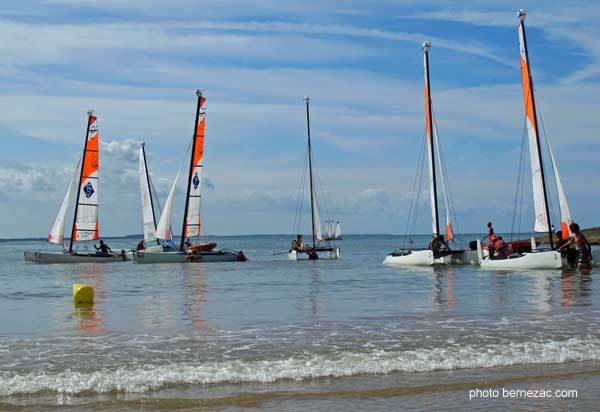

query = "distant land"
[537, 226, 600, 245]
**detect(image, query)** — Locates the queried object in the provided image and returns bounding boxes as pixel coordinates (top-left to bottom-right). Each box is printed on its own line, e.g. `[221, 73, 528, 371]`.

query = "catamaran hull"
[132, 250, 246, 263]
[476, 240, 562, 270]
[383, 249, 452, 266]
[288, 248, 340, 261]
[24, 250, 129, 263]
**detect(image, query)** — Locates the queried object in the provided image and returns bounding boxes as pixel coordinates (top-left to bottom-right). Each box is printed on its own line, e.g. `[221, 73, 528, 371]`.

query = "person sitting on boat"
[556, 230, 577, 268]
[136, 239, 145, 251]
[291, 234, 304, 252]
[94, 240, 112, 256]
[429, 234, 450, 254]
[492, 236, 508, 258]
[559, 223, 593, 270]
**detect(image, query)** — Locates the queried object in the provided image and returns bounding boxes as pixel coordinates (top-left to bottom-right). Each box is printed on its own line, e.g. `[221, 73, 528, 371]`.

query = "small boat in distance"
[384, 41, 464, 267]
[24, 111, 128, 263]
[322, 220, 343, 241]
[288, 96, 340, 261]
[133, 90, 247, 264]
[477, 9, 563, 270]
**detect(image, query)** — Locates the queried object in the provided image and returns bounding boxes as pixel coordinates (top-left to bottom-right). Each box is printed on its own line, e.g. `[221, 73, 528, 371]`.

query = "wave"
[2, 337, 599, 396]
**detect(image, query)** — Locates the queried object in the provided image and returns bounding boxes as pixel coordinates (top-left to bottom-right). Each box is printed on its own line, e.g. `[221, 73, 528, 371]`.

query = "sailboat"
[323, 220, 343, 241]
[288, 96, 340, 261]
[383, 41, 464, 267]
[132, 90, 247, 263]
[24, 111, 128, 263]
[477, 9, 563, 270]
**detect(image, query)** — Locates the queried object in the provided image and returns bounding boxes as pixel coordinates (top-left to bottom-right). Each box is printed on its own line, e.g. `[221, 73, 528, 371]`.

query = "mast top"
[303, 96, 310, 103]
[196, 89, 204, 97]
[423, 41, 431, 52]
[87, 110, 94, 116]
[518, 9, 526, 22]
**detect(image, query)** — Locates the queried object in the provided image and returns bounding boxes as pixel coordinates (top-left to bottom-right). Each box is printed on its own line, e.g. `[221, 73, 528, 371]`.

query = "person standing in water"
[558, 223, 593, 270]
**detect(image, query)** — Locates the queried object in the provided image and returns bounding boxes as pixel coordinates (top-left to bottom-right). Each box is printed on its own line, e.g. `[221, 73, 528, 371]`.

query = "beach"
[1, 235, 599, 411]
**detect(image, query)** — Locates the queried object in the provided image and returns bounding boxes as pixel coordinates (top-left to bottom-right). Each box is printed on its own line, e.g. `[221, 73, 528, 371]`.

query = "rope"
[402, 126, 427, 249]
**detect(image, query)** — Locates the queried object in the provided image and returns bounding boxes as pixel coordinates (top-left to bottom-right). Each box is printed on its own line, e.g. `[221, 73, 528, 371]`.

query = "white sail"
[547, 137, 572, 238]
[519, 23, 549, 233]
[335, 221, 342, 239]
[433, 123, 453, 241]
[423, 43, 438, 236]
[311, 183, 323, 241]
[139, 145, 156, 242]
[155, 168, 181, 241]
[48, 158, 80, 245]
[73, 114, 99, 241]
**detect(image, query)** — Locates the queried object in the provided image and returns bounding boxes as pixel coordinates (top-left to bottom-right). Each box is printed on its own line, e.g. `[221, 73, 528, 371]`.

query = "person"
[483, 222, 496, 244]
[556, 230, 577, 268]
[492, 236, 508, 258]
[183, 238, 192, 251]
[136, 239, 145, 251]
[291, 234, 304, 252]
[429, 234, 450, 254]
[94, 240, 112, 256]
[558, 223, 593, 270]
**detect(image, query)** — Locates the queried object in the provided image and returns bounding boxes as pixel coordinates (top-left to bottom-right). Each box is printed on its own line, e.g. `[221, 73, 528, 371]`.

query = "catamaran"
[384, 41, 464, 267]
[288, 96, 340, 261]
[24, 111, 128, 263]
[477, 9, 564, 270]
[323, 220, 343, 241]
[132, 90, 247, 263]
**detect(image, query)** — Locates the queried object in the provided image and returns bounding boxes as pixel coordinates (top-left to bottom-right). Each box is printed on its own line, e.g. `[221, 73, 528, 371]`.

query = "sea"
[1, 234, 599, 411]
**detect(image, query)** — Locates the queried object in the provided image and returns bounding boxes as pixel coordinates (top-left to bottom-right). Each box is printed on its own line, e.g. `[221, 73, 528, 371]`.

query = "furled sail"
[547, 139, 572, 239]
[183, 93, 206, 239]
[519, 21, 549, 233]
[73, 114, 100, 241]
[334, 221, 342, 239]
[423, 42, 438, 236]
[155, 168, 181, 241]
[139, 144, 157, 242]
[48, 158, 80, 245]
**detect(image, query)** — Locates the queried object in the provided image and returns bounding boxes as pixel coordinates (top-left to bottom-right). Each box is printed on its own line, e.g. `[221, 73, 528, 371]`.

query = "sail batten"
[48, 158, 81, 245]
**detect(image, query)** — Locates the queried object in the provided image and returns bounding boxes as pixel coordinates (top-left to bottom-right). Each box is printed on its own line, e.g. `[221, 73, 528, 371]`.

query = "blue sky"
[0, 0, 599, 237]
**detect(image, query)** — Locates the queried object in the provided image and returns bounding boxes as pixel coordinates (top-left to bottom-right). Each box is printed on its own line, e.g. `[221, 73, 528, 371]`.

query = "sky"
[0, 0, 599, 238]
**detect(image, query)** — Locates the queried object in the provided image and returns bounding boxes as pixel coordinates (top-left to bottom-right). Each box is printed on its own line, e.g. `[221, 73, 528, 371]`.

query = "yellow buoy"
[73, 283, 94, 304]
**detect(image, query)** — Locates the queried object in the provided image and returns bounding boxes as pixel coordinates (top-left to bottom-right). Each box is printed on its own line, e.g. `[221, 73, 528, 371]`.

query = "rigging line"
[510, 116, 528, 241]
[293, 144, 309, 234]
[402, 127, 426, 248]
[405, 128, 427, 249]
[431, 106, 461, 246]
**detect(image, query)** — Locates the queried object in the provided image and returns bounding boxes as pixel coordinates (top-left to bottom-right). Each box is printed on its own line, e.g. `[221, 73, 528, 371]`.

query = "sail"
[433, 123, 453, 241]
[311, 183, 323, 241]
[183, 94, 206, 239]
[48, 158, 80, 245]
[139, 145, 157, 242]
[335, 221, 342, 239]
[423, 43, 438, 236]
[155, 168, 181, 241]
[519, 22, 549, 233]
[547, 138, 572, 239]
[73, 114, 99, 241]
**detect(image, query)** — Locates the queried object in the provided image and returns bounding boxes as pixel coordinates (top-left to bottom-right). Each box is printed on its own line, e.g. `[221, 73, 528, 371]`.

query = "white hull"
[288, 247, 340, 261]
[383, 249, 453, 267]
[133, 246, 246, 264]
[24, 250, 129, 263]
[476, 240, 562, 270]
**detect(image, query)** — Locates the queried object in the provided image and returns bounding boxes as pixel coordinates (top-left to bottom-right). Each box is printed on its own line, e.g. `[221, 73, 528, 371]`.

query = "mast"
[518, 9, 554, 249]
[180, 89, 203, 251]
[423, 41, 440, 237]
[305, 95, 317, 249]
[142, 142, 160, 245]
[68, 110, 94, 253]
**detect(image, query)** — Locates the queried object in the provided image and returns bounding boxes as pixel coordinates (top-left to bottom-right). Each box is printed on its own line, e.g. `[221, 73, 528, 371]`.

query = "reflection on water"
[561, 272, 592, 307]
[71, 303, 105, 335]
[433, 267, 455, 309]
[184, 265, 208, 329]
[309, 264, 322, 318]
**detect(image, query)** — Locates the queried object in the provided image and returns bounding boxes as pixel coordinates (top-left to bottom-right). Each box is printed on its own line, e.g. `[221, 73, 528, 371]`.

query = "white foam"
[2, 337, 599, 396]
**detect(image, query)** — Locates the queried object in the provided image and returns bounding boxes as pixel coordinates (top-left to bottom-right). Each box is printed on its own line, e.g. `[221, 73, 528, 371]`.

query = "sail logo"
[83, 182, 95, 198]
[193, 172, 200, 190]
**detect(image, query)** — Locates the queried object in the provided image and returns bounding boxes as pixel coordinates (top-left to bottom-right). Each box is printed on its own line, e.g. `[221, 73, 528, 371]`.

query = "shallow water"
[0, 235, 598, 410]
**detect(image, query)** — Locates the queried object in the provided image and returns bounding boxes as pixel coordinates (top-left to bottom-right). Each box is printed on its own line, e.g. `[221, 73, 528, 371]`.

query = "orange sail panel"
[519, 23, 548, 233]
[74, 115, 99, 241]
[184, 96, 206, 238]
